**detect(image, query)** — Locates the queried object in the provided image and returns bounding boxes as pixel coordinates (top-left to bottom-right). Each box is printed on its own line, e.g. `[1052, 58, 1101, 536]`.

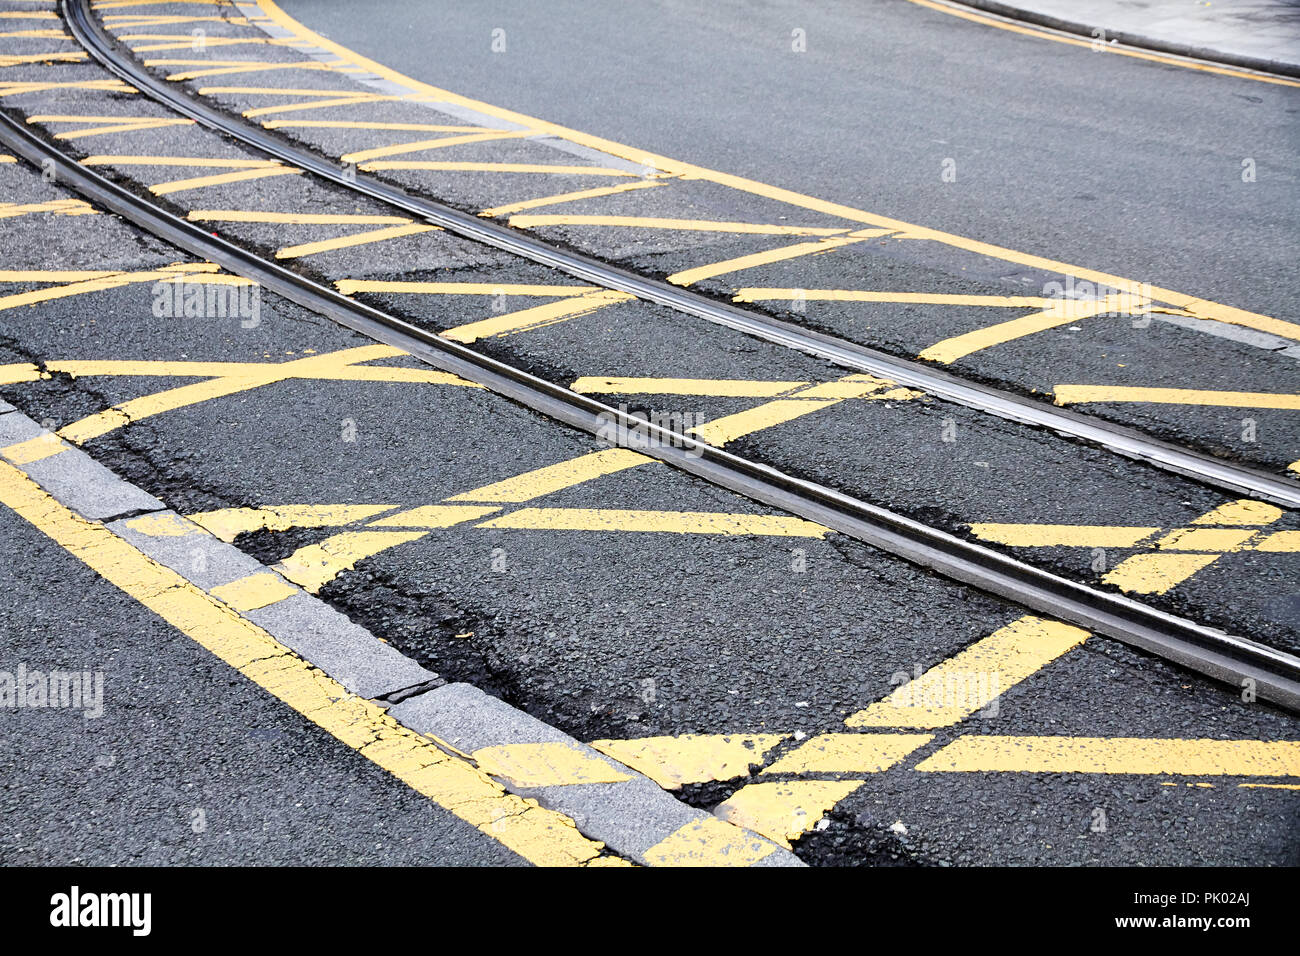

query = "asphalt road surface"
[0, 0, 1296, 876]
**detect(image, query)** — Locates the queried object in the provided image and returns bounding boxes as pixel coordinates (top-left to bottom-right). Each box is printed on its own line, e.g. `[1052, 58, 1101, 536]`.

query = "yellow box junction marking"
[968, 499, 1292, 595]
[914, 737, 1300, 776]
[1053, 385, 1300, 411]
[242, 0, 1300, 351]
[0, 458, 607, 867]
[28, 113, 193, 140]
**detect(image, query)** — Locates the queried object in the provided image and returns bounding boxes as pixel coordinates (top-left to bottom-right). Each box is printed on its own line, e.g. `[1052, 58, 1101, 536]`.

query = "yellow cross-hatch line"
[0, 459, 606, 867]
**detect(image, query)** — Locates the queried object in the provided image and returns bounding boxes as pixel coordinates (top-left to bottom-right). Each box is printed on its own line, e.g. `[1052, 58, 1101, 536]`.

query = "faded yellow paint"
[1054, 385, 1300, 410]
[916, 736, 1300, 776]
[1, 434, 67, 466]
[715, 780, 864, 847]
[0, 459, 604, 866]
[642, 817, 778, 867]
[473, 742, 632, 788]
[209, 572, 298, 612]
[0, 199, 96, 219]
[1192, 500, 1285, 526]
[188, 504, 398, 541]
[847, 616, 1088, 728]
[590, 734, 787, 789]
[276, 530, 429, 593]
[761, 733, 934, 774]
[476, 507, 830, 538]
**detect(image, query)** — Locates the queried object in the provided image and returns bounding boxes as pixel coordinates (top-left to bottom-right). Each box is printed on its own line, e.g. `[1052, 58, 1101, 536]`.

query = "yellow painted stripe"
[447, 448, 650, 504]
[41, 117, 192, 140]
[915, 736, 1300, 776]
[476, 507, 831, 538]
[0, 155, 15, 164]
[968, 522, 1159, 548]
[572, 376, 808, 398]
[2, 434, 68, 466]
[341, 129, 535, 164]
[358, 161, 635, 176]
[82, 154, 283, 168]
[208, 572, 298, 612]
[847, 616, 1089, 728]
[188, 210, 410, 225]
[715, 780, 865, 848]
[480, 179, 667, 218]
[509, 214, 849, 237]
[0, 459, 603, 866]
[149, 166, 301, 195]
[920, 297, 1142, 364]
[366, 504, 501, 528]
[733, 288, 1053, 307]
[187, 504, 398, 542]
[0, 52, 88, 66]
[0, 199, 96, 219]
[337, 280, 596, 297]
[0, 270, 118, 281]
[440, 290, 632, 343]
[263, 120, 490, 132]
[0, 362, 44, 385]
[642, 817, 778, 867]
[1255, 531, 1300, 553]
[276, 530, 429, 593]
[0, 80, 135, 99]
[1193, 499, 1285, 526]
[1154, 526, 1257, 552]
[762, 733, 935, 774]
[152, 60, 334, 83]
[245, 93, 400, 118]
[276, 223, 439, 259]
[690, 399, 840, 446]
[668, 236, 870, 286]
[905, 0, 1300, 89]
[1054, 385, 1300, 411]
[1102, 552, 1221, 594]
[590, 735, 788, 789]
[0, 268, 207, 313]
[472, 742, 632, 788]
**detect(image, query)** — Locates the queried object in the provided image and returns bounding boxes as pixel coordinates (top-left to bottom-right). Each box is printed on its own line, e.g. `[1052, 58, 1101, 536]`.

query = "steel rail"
[62, 0, 1300, 510]
[3, 106, 1298, 713]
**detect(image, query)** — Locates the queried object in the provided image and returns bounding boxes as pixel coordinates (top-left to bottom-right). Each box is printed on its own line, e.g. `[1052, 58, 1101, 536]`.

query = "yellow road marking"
[508, 214, 850, 237]
[0, 458, 604, 866]
[187, 209, 410, 225]
[254, 0, 1299, 347]
[150, 165, 301, 195]
[846, 617, 1089, 728]
[0, 363, 45, 385]
[340, 129, 535, 165]
[642, 816, 778, 867]
[480, 179, 667, 218]
[28, 114, 193, 140]
[1193, 500, 1285, 526]
[919, 295, 1146, 364]
[969, 523, 1159, 548]
[0, 155, 14, 163]
[915, 736, 1300, 775]
[208, 572, 298, 612]
[81, 154, 284, 169]
[905, 0, 1300, 89]
[358, 161, 636, 176]
[0, 266, 212, 314]
[0, 199, 96, 219]
[439, 290, 632, 343]
[262, 120, 492, 132]
[241, 92, 406, 119]
[689, 398, 840, 446]
[187, 504, 398, 541]
[337, 280, 597, 297]
[590, 735, 788, 789]
[0, 80, 134, 99]
[276, 223, 439, 259]
[1256, 531, 1300, 553]
[125, 36, 290, 52]
[1, 433, 67, 466]
[1102, 553, 1221, 594]
[475, 507, 830, 537]
[446, 448, 650, 503]
[667, 236, 874, 286]
[473, 742, 632, 788]
[1053, 385, 1300, 411]
[572, 376, 808, 398]
[147, 59, 336, 83]
[276, 530, 430, 593]
[0, 29, 70, 39]
[715, 781, 864, 847]
[0, 52, 88, 66]
[366, 504, 502, 528]
[734, 288, 1054, 307]
[762, 733, 935, 774]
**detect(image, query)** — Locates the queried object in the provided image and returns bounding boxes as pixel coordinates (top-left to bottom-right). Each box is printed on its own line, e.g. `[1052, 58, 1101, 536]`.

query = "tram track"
[3, 94, 1299, 713]
[60, 0, 1300, 511]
